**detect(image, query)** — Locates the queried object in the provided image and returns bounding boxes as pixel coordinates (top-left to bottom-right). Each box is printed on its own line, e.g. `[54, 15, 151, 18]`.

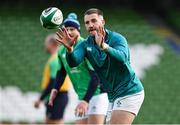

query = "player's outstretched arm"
[66, 41, 86, 67]
[56, 27, 78, 53]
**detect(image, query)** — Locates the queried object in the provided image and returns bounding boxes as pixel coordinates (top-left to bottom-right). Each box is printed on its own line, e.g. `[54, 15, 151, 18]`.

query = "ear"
[102, 19, 105, 26]
[99, 15, 105, 26]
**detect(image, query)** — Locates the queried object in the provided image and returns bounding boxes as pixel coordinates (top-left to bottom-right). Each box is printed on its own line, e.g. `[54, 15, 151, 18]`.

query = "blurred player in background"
[48, 13, 109, 124]
[34, 34, 69, 124]
[55, 8, 145, 124]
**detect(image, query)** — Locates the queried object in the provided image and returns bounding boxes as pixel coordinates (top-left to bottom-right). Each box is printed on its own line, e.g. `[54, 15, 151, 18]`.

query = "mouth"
[88, 28, 96, 33]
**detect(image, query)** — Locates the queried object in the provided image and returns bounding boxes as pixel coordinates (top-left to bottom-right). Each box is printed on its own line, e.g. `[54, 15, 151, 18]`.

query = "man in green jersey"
[55, 9, 145, 124]
[48, 13, 108, 124]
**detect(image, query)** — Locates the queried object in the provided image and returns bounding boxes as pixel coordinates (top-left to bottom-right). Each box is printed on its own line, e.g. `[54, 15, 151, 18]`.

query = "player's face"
[45, 43, 51, 54]
[84, 13, 105, 36]
[45, 42, 54, 54]
[66, 27, 80, 39]
[45, 39, 57, 54]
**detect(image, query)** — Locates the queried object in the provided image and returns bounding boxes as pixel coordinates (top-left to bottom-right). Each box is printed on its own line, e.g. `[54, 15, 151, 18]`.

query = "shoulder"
[76, 37, 89, 47]
[85, 35, 95, 45]
[57, 45, 64, 53]
[108, 30, 128, 46]
[111, 31, 127, 42]
[76, 37, 85, 45]
[49, 54, 59, 67]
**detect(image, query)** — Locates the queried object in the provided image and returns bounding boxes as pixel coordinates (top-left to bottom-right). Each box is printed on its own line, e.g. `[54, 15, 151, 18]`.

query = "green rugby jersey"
[66, 30, 144, 102]
[58, 37, 100, 100]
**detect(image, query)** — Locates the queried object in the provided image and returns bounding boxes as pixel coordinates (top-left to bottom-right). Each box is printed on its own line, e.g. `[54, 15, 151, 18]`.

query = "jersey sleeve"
[106, 35, 129, 63]
[66, 41, 86, 67]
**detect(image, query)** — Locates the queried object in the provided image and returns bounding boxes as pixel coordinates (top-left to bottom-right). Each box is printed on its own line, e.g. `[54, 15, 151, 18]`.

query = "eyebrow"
[91, 18, 97, 21]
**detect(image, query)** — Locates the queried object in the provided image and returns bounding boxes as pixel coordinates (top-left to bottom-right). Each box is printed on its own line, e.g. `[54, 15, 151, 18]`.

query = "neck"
[77, 35, 81, 40]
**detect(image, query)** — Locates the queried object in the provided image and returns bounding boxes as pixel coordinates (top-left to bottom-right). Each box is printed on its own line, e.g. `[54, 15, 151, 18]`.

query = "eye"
[85, 21, 89, 25]
[91, 19, 97, 23]
[70, 28, 74, 31]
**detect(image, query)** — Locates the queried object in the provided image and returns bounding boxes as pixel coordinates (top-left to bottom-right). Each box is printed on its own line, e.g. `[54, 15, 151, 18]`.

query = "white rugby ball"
[40, 7, 63, 29]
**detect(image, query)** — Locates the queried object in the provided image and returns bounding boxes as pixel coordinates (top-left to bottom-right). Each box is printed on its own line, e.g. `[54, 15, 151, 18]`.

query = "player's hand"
[75, 100, 88, 117]
[48, 89, 58, 106]
[56, 27, 78, 53]
[95, 26, 105, 48]
[34, 99, 41, 109]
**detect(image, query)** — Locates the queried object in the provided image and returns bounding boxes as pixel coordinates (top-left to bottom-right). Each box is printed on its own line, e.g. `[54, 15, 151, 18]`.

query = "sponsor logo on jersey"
[87, 47, 92, 51]
[92, 106, 97, 112]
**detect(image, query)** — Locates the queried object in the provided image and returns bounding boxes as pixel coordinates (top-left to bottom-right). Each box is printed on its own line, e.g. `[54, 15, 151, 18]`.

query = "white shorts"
[107, 90, 144, 120]
[75, 93, 109, 120]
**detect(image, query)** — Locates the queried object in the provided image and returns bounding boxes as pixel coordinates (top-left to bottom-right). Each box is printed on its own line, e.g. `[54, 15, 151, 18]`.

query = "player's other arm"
[95, 27, 128, 63]
[105, 36, 129, 63]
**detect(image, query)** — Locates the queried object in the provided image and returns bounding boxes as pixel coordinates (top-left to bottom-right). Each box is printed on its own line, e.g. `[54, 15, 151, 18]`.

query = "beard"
[88, 28, 98, 36]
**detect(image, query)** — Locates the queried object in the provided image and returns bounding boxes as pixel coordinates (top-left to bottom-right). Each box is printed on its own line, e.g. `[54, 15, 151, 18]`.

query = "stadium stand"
[169, 9, 180, 28]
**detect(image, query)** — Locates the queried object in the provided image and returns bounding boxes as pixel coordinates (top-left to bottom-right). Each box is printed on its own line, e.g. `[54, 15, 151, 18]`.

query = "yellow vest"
[41, 54, 70, 92]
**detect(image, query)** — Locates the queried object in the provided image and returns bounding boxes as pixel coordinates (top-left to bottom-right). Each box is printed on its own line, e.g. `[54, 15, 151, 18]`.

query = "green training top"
[66, 29, 144, 102]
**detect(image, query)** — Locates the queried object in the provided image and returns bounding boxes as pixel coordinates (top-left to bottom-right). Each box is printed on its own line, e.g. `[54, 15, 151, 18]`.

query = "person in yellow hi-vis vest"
[34, 34, 69, 124]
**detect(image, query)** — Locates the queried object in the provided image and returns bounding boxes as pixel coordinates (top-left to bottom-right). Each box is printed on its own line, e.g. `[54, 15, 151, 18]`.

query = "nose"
[67, 30, 71, 35]
[88, 21, 93, 28]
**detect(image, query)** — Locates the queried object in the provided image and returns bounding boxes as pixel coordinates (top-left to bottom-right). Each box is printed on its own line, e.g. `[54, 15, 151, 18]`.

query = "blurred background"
[0, 0, 180, 124]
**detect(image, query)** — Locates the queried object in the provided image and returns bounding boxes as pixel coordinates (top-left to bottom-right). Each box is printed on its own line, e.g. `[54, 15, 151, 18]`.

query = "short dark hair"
[84, 8, 103, 16]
